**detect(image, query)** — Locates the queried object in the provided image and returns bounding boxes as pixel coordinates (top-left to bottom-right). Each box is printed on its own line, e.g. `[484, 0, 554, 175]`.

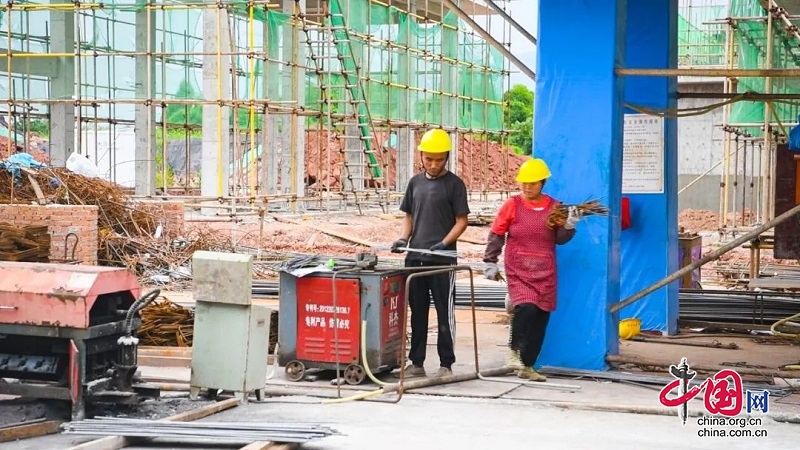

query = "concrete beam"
[0, 50, 59, 78]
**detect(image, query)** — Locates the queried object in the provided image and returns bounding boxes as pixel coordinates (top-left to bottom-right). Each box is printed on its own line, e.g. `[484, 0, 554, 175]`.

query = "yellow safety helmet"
[516, 158, 552, 183]
[418, 129, 452, 153]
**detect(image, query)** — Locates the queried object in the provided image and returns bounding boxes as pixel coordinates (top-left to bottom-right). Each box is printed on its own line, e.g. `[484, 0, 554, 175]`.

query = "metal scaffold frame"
[667, 0, 800, 229]
[0, 0, 519, 214]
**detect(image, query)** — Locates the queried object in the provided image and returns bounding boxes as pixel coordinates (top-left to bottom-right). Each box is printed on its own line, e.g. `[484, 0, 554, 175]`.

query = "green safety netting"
[679, 0, 800, 136]
[0, 0, 504, 133]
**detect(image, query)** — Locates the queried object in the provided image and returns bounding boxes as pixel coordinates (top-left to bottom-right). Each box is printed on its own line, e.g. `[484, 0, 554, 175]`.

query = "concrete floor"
[7, 394, 797, 450]
[3, 308, 799, 449]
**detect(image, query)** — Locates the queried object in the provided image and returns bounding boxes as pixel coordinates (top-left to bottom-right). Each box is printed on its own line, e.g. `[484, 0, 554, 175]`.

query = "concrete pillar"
[261, 15, 278, 195]
[395, 12, 415, 191]
[134, 8, 156, 195]
[441, 12, 458, 175]
[48, 6, 75, 167]
[396, 129, 415, 190]
[620, 0, 679, 335]
[533, 0, 624, 370]
[280, 0, 306, 201]
[201, 8, 232, 208]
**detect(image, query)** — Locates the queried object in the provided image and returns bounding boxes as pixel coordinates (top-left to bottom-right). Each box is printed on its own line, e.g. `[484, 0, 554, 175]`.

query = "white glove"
[505, 293, 514, 314]
[484, 263, 499, 280]
[564, 206, 582, 230]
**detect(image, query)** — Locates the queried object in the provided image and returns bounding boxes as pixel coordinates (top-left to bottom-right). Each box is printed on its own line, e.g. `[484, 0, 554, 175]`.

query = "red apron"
[505, 195, 558, 312]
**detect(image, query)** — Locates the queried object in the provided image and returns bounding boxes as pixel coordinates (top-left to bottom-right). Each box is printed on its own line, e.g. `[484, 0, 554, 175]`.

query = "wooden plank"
[24, 174, 46, 205]
[138, 346, 192, 357]
[457, 235, 486, 245]
[137, 355, 191, 368]
[748, 277, 800, 291]
[0, 420, 61, 443]
[67, 398, 240, 450]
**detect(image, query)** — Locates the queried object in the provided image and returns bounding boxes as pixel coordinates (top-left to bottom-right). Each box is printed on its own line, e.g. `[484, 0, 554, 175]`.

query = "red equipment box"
[278, 269, 407, 385]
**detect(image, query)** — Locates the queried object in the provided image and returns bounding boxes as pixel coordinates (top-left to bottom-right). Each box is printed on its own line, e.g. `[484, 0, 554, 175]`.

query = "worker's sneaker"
[435, 367, 453, 377]
[395, 364, 426, 378]
[517, 367, 547, 382]
[507, 350, 523, 370]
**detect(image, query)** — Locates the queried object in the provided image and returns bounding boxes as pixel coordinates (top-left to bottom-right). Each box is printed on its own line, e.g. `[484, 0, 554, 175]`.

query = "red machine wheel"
[285, 360, 306, 382]
[343, 364, 366, 385]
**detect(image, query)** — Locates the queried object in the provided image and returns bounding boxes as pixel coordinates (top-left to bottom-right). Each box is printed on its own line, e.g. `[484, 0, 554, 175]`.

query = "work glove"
[564, 206, 583, 230]
[505, 293, 514, 314]
[429, 241, 447, 252]
[484, 262, 499, 281]
[390, 238, 408, 253]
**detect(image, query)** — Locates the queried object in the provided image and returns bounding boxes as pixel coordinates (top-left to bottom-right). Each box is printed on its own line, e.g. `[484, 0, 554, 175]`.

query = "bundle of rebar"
[138, 298, 195, 347]
[0, 222, 50, 262]
[64, 417, 340, 444]
[679, 289, 800, 325]
[546, 199, 610, 229]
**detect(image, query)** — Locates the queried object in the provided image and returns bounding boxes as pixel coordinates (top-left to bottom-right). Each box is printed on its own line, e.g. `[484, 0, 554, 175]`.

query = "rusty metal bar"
[617, 67, 800, 77]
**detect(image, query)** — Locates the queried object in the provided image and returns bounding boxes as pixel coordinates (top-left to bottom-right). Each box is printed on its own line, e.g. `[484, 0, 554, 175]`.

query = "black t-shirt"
[399, 171, 470, 263]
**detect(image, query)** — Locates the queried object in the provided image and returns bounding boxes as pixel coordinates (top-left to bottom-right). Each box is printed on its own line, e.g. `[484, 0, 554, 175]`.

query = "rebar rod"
[610, 201, 800, 314]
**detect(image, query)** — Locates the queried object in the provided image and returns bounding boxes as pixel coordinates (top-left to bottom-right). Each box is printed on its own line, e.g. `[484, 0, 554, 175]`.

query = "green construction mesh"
[679, 0, 800, 136]
[0, 0, 504, 134]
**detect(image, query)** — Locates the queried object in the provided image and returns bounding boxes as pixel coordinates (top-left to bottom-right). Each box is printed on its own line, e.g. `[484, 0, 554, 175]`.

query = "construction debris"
[138, 298, 195, 347]
[0, 223, 50, 262]
[139, 296, 280, 352]
[64, 417, 341, 444]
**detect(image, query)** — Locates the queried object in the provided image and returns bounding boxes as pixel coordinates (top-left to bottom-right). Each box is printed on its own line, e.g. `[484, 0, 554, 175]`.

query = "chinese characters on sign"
[303, 303, 352, 330]
[622, 114, 665, 194]
[387, 294, 400, 329]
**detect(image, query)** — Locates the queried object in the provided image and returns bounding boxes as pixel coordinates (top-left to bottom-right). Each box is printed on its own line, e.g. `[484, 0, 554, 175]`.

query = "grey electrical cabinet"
[189, 251, 270, 402]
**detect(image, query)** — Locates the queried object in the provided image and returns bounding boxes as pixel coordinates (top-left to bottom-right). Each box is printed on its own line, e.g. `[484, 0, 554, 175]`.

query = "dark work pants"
[405, 259, 456, 368]
[512, 303, 551, 368]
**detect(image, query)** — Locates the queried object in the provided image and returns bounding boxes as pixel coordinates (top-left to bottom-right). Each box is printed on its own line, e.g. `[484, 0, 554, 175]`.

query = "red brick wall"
[0, 205, 99, 265]
[133, 200, 185, 239]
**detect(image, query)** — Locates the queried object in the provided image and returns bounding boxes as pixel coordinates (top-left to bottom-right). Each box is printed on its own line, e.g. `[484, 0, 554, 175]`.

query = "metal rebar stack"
[679, 288, 800, 324]
[64, 417, 341, 444]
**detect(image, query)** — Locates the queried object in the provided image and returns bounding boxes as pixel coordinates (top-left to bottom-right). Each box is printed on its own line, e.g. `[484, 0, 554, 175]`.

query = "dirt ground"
[186, 213, 493, 267]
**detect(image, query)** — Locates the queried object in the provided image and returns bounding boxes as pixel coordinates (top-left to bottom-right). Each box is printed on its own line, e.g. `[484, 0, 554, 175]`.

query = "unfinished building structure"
[0, 0, 518, 214]
[677, 0, 800, 227]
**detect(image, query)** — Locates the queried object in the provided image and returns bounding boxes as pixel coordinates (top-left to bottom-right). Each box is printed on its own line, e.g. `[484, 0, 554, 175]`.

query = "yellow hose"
[320, 319, 386, 403]
[361, 319, 389, 387]
[321, 389, 385, 404]
[771, 312, 800, 338]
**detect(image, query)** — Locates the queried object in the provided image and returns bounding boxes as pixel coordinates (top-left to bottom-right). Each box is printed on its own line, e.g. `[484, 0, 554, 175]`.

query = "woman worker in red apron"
[482, 158, 582, 381]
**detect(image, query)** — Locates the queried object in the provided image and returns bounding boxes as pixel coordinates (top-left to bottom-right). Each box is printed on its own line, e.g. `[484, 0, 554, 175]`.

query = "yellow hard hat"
[418, 129, 452, 153]
[516, 158, 551, 183]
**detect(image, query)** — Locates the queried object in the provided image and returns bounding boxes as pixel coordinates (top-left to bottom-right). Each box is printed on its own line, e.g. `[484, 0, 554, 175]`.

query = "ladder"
[295, 0, 387, 215]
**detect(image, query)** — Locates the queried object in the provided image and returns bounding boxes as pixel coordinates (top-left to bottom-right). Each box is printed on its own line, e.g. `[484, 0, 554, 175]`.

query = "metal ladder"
[294, 0, 387, 215]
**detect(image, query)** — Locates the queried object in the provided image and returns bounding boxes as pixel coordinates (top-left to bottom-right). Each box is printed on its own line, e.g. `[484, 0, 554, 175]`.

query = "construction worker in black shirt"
[390, 128, 470, 378]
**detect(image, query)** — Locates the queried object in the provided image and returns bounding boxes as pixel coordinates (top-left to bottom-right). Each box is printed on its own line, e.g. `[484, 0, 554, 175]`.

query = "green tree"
[508, 117, 532, 156]
[502, 84, 534, 155]
[503, 84, 533, 125]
